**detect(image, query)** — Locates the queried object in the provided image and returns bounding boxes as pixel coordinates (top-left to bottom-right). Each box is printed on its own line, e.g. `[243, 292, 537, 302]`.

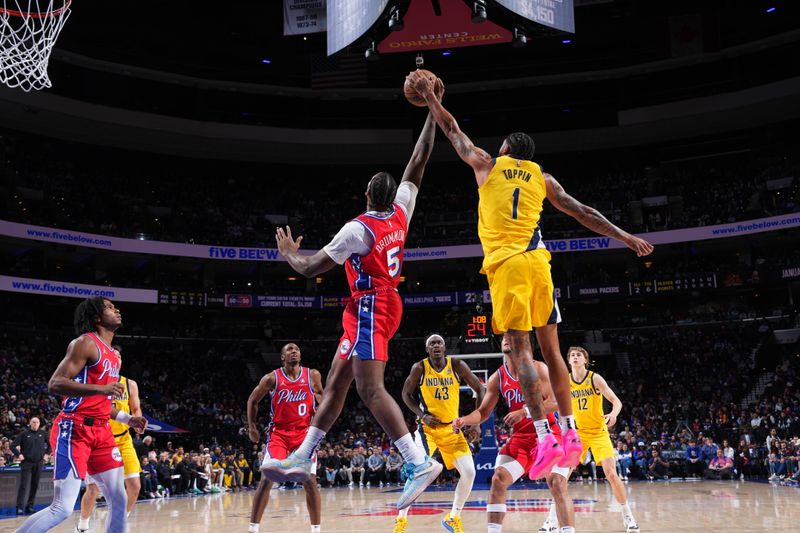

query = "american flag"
[310, 52, 368, 89]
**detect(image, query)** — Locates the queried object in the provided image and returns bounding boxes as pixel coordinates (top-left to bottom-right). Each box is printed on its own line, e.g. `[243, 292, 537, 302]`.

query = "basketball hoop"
[0, 0, 71, 92]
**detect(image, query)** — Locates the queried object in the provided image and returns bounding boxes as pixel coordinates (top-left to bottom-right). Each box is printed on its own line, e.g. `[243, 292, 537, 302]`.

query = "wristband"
[524, 406, 531, 419]
[114, 411, 132, 425]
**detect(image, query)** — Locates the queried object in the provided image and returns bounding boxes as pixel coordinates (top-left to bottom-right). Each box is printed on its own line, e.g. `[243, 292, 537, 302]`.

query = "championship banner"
[142, 415, 189, 433]
[0, 275, 158, 304]
[283, 0, 326, 36]
[2, 213, 799, 262]
[378, 0, 511, 54]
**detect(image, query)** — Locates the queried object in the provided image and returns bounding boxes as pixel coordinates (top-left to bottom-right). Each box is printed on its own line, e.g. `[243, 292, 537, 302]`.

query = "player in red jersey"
[267, 91, 444, 510]
[16, 297, 147, 533]
[453, 334, 575, 533]
[246, 343, 324, 533]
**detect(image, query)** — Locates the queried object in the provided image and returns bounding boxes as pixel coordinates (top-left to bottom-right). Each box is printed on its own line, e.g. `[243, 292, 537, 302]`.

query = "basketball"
[404, 69, 437, 107]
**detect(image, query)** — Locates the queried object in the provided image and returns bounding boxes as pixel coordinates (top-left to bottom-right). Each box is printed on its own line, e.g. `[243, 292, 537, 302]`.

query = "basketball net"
[0, 0, 71, 92]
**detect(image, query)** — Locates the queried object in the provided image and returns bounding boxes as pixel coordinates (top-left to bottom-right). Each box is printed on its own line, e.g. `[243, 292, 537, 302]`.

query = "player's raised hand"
[433, 77, 444, 102]
[128, 416, 148, 432]
[503, 409, 527, 428]
[275, 225, 303, 256]
[407, 70, 435, 97]
[623, 234, 654, 257]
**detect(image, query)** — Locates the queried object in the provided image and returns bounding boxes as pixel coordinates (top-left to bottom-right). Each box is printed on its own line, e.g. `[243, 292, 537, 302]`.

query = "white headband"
[425, 334, 445, 348]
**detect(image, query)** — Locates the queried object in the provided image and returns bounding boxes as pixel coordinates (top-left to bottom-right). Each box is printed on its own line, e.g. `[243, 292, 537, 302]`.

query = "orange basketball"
[404, 69, 436, 107]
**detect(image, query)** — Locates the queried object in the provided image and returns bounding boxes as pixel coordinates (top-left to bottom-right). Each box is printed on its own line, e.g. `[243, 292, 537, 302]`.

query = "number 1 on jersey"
[511, 187, 521, 219]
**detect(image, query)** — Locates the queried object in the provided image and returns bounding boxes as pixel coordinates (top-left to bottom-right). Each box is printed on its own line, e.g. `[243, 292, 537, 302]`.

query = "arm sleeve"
[394, 181, 419, 223]
[322, 221, 373, 265]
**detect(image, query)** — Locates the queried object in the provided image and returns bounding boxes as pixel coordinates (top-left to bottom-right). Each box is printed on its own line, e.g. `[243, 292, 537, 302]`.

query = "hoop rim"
[0, 0, 71, 18]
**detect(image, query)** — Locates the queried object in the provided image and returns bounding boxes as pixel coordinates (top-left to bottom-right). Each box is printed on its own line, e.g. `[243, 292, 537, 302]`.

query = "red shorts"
[263, 428, 316, 474]
[499, 432, 539, 473]
[51, 413, 123, 481]
[337, 289, 402, 362]
[499, 430, 563, 473]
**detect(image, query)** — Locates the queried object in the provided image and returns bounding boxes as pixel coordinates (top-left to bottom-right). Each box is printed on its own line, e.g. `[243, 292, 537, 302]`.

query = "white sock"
[488, 524, 502, 533]
[533, 418, 553, 441]
[395, 433, 425, 466]
[397, 507, 409, 519]
[296, 427, 326, 459]
[248, 523, 259, 533]
[310, 525, 321, 533]
[78, 517, 91, 530]
[548, 502, 557, 522]
[559, 415, 576, 433]
[561, 527, 575, 533]
[622, 502, 632, 516]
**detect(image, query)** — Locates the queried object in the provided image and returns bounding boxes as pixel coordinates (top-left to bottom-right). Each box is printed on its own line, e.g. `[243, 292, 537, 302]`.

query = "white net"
[0, 0, 71, 92]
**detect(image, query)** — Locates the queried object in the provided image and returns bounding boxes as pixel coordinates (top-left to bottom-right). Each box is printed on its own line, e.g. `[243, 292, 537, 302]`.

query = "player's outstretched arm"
[544, 173, 654, 257]
[454, 359, 486, 409]
[407, 71, 493, 185]
[247, 372, 276, 444]
[453, 371, 500, 431]
[593, 373, 623, 428]
[275, 225, 337, 278]
[48, 336, 125, 398]
[400, 111, 437, 190]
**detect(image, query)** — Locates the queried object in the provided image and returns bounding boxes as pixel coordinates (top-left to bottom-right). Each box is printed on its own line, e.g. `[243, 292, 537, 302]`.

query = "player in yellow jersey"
[76, 350, 144, 533]
[409, 70, 653, 479]
[396, 334, 485, 533]
[558, 346, 639, 532]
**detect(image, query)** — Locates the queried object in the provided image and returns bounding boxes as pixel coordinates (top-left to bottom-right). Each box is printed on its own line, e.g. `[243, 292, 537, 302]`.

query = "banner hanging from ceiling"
[283, 0, 327, 36]
[379, 0, 511, 53]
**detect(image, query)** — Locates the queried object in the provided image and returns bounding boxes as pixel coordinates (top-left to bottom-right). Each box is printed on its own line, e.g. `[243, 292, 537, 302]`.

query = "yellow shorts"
[486, 248, 560, 333]
[579, 431, 615, 464]
[115, 435, 142, 479]
[415, 423, 471, 470]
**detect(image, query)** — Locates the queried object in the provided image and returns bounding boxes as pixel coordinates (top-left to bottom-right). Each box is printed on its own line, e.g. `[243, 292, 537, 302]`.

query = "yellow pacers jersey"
[571, 371, 608, 434]
[110, 375, 132, 440]
[478, 155, 547, 274]
[418, 357, 461, 424]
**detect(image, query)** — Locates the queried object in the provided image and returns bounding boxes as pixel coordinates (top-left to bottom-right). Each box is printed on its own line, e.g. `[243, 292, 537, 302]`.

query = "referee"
[12, 417, 50, 515]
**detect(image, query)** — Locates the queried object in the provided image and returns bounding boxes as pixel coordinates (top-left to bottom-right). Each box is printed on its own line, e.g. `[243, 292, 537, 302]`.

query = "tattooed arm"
[545, 173, 654, 257]
[408, 71, 494, 186]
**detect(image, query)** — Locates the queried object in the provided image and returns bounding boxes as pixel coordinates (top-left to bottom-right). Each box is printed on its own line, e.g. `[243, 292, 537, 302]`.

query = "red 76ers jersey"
[497, 362, 560, 437]
[268, 367, 316, 432]
[61, 332, 121, 419]
[344, 204, 408, 294]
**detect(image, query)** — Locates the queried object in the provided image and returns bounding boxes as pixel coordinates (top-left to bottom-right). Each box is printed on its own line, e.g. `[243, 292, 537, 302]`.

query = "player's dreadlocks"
[73, 296, 106, 335]
[504, 132, 535, 161]
[367, 172, 398, 212]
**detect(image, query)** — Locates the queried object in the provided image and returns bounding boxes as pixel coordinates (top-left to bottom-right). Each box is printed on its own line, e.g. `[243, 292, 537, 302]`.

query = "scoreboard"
[463, 314, 491, 345]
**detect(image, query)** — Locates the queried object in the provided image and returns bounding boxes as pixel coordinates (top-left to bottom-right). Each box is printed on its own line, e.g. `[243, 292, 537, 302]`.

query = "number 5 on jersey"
[387, 245, 402, 277]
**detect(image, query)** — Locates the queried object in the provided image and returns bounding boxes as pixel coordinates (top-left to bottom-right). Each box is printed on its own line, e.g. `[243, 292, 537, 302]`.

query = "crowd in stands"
[2, 131, 798, 250]
[2, 314, 798, 501]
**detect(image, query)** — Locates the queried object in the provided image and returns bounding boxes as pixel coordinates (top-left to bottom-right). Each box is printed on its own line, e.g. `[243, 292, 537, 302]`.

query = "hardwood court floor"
[2, 480, 798, 532]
